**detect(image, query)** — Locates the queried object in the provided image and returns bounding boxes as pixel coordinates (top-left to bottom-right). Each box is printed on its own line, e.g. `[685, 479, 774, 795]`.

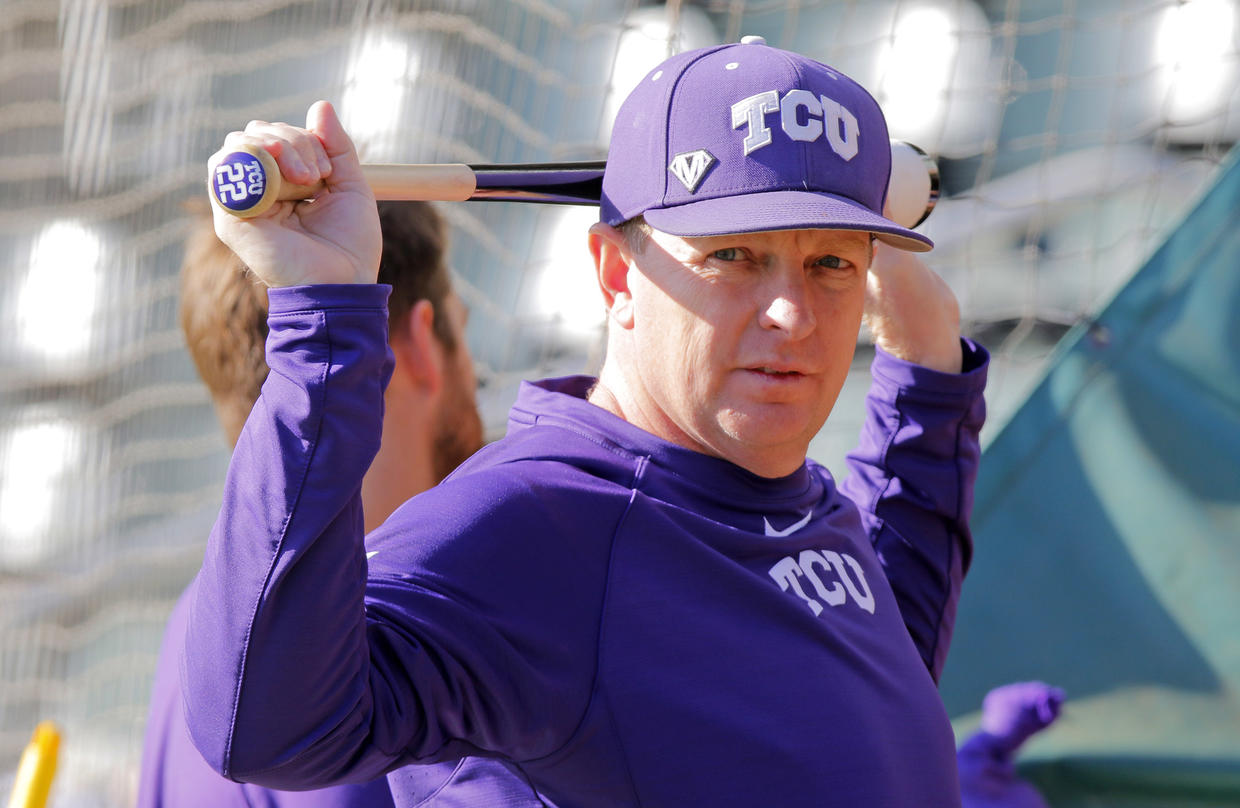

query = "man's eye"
[712, 247, 742, 261]
[816, 255, 850, 270]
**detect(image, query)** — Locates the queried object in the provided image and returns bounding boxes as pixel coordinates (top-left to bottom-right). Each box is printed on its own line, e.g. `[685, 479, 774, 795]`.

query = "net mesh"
[1, 0, 1235, 804]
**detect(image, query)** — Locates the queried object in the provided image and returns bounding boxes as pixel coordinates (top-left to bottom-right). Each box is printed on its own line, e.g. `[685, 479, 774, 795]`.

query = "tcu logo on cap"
[731, 90, 860, 160]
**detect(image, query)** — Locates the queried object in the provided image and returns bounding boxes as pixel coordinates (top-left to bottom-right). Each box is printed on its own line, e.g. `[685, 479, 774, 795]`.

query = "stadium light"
[528, 206, 606, 333]
[0, 419, 78, 568]
[342, 33, 413, 157]
[880, 6, 954, 130]
[19, 220, 101, 363]
[1155, 0, 1238, 137]
[599, 5, 718, 145]
[872, 0, 997, 157]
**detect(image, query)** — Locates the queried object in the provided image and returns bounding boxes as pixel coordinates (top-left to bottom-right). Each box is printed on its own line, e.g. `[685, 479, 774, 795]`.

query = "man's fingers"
[306, 100, 368, 191]
[241, 120, 329, 186]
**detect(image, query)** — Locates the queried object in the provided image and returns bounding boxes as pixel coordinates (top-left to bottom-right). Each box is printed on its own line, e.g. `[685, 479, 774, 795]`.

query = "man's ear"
[390, 299, 443, 395]
[588, 222, 635, 329]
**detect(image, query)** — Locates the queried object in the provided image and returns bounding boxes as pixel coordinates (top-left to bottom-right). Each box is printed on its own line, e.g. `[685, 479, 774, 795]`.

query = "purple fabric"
[600, 40, 933, 252]
[957, 682, 1066, 808]
[979, 682, 1066, 754]
[841, 339, 989, 679]
[183, 284, 987, 806]
[140, 588, 538, 806]
[385, 758, 540, 807]
[138, 588, 397, 807]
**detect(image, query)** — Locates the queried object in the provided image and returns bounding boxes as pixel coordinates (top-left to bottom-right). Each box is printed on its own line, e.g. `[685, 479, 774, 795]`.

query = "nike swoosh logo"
[764, 509, 813, 537]
[365, 550, 379, 560]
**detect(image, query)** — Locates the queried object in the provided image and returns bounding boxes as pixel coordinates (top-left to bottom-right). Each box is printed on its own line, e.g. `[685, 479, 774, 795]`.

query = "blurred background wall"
[1, 1, 1236, 804]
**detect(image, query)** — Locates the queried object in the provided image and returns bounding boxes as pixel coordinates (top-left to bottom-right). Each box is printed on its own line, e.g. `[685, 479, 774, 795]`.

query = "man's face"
[621, 227, 871, 478]
[432, 292, 485, 482]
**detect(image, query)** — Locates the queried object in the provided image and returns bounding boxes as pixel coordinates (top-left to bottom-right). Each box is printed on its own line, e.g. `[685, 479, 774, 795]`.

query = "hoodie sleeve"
[182, 284, 394, 785]
[180, 285, 609, 791]
[840, 339, 988, 681]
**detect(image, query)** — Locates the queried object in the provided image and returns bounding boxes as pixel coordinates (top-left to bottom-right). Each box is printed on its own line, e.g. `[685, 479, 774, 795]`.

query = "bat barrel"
[468, 161, 605, 205]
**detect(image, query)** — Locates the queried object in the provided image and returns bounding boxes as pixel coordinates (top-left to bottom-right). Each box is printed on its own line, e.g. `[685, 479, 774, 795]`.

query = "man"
[137, 202, 522, 805]
[184, 39, 988, 806]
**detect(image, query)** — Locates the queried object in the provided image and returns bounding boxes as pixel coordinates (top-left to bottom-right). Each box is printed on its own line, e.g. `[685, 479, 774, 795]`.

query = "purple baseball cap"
[601, 37, 932, 252]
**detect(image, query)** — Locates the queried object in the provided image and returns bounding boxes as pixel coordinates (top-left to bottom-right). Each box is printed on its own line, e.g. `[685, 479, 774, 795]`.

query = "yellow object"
[6, 722, 59, 808]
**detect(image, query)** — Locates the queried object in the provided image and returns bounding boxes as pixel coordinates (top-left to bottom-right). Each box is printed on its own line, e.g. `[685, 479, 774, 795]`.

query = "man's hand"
[863, 242, 963, 373]
[207, 100, 381, 287]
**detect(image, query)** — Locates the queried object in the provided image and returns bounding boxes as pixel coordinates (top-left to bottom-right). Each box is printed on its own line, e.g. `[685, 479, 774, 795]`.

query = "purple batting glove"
[979, 681, 1065, 758]
[957, 682, 1065, 808]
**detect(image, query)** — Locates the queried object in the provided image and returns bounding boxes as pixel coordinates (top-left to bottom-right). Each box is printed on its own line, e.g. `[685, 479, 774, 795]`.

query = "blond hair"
[179, 201, 454, 447]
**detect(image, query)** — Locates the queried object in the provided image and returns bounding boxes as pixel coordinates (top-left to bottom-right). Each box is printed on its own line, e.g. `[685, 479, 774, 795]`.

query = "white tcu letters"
[731, 90, 860, 160]
[768, 549, 876, 616]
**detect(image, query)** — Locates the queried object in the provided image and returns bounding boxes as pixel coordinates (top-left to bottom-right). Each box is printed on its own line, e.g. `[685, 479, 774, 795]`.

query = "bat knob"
[208, 145, 280, 218]
[887, 140, 940, 229]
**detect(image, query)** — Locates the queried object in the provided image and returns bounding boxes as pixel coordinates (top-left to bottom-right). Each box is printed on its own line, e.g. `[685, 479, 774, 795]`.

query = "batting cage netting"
[1, 1, 1236, 804]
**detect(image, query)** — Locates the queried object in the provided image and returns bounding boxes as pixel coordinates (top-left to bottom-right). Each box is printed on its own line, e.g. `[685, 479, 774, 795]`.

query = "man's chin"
[717, 405, 823, 458]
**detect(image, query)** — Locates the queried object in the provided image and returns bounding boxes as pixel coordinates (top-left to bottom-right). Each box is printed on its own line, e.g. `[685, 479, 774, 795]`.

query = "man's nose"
[758, 270, 816, 339]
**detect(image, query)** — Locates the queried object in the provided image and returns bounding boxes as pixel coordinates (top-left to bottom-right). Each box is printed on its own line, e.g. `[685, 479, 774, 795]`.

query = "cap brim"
[642, 190, 933, 252]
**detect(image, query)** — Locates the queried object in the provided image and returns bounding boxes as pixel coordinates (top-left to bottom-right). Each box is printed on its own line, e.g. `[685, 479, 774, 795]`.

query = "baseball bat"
[6, 722, 59, 808]
[208, 146, 605, 218]
[209, 141, 938, 228]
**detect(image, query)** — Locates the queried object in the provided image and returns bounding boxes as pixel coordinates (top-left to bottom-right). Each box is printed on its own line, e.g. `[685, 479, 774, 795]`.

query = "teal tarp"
[940, 145, 1240, 807]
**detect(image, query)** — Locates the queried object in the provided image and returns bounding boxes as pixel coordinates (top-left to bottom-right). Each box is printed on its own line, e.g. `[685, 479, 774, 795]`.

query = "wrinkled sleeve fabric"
[840, 339, 988, 681]
[183, 284, 395, 787]
[181, 285, 606, 792]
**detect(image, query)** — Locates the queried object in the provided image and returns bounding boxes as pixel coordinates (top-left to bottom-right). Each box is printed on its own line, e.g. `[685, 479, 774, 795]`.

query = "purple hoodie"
[138, 586, 398, 807]
[183, 284, 986, 807]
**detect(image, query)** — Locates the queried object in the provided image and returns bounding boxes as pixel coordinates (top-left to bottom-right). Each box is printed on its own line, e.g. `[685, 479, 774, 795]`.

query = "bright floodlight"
[19, 220, 101, 362]
[1156, 0, 1237, 128]
[0, 419, 78, 567]
[342, 33, 413, 156]
[873, 0, 996, 157]
[529, 206, 607, 333]
[600, 5, 718, 145]
[882, 7, 954, 131]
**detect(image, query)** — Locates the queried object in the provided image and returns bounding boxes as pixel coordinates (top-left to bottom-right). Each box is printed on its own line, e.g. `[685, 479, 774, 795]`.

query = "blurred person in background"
[137, 201, 531, 806]
[958, 681, 1066, 808]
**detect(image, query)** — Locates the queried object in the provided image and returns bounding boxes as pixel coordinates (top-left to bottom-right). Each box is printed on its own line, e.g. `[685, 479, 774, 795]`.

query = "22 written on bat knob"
[208, 144, 321, 219]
